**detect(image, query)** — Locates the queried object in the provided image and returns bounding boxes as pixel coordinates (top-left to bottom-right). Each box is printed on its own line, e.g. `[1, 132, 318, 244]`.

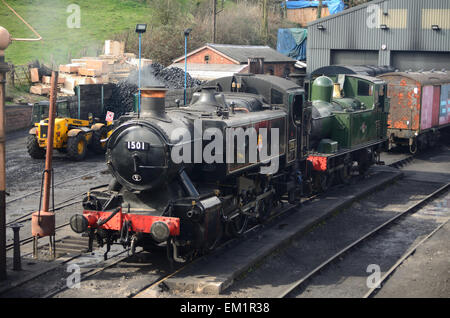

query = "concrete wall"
[6, 105, 33, 133]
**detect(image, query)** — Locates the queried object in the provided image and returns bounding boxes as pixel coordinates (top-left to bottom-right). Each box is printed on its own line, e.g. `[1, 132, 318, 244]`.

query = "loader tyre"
[67, 132, 87, 161]
[27, 135, 45, 159]
[90, 126, 108, 154]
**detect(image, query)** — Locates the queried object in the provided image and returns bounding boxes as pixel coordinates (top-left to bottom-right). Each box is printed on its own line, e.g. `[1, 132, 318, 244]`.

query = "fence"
[6, 64, 31, 88]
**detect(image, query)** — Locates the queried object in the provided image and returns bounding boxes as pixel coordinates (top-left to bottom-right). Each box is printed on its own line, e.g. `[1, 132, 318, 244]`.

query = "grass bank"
[1, 0, 154, 65]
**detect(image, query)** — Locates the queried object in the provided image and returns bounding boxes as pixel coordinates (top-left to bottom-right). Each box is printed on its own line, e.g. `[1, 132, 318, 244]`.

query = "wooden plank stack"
[58, 58, 111, 95]
[29, 66, 63, 96]
[29, 40, 151, 96]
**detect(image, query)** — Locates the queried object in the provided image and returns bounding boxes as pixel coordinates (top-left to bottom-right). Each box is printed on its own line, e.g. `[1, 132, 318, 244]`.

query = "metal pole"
[262, 0, 268, 43]
[184, 34, 187, 105]
[0, 54, 8, 281]
[42, 71, 58, 213]
[77, 85, 80, 119]
[138, 33, 142, 118]
[9, 223, 23, 271]
[212, 0, 216, 43]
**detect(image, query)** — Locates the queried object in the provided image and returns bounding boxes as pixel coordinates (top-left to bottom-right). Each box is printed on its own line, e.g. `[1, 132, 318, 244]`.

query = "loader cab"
[31, 100, 72, 124]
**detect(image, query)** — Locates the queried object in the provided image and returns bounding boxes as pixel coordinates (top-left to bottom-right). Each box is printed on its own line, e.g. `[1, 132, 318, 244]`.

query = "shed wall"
[307, 0, 450, 73]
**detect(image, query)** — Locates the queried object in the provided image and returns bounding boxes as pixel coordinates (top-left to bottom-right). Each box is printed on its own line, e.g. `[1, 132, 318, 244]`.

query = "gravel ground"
[5, 129, 110, 245]
[220, 179, 446, 298]
[214, 143, 450, 298]
[374, 221, 450, 298]
[291, 190, 449, 298]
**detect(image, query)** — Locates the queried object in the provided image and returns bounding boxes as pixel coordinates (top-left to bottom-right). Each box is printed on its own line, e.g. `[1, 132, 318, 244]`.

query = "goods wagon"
[378, 72, 450, 153]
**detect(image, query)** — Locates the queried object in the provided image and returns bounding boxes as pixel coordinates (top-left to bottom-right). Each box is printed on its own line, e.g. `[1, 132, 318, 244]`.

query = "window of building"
[204, 55, 210, 64]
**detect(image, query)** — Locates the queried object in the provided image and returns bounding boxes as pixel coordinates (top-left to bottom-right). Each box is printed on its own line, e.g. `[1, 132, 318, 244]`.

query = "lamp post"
[0, 26, 11, 281]
[184, 28, 192, 105]
[135, 24, 147, 118]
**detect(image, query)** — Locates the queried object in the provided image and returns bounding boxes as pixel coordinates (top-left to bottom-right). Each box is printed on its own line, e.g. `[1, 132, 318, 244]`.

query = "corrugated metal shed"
[307, 0, 450, 74]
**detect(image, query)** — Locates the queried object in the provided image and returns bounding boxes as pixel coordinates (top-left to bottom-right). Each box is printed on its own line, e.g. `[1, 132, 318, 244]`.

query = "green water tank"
[311, 76, 334, 103]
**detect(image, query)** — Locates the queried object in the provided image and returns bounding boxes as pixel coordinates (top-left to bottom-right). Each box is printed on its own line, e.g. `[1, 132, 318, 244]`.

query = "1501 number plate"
[126, 141, 149, 151]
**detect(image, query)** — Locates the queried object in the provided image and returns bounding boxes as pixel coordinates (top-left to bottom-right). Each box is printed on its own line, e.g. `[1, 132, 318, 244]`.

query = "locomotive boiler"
[70, 74, 389, 262]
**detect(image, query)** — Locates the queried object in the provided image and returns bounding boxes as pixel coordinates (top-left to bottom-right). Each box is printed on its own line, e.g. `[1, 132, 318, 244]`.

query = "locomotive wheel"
[314, 171, 333, 193]
[226, 213, 249, 237]
[205, 221, 224, 252]
[320, 172, 333, 192]
[108, 179, 122, 192]
[338, 163, 352, 184]
[409, 139, 418, 155]
[257, 197, 272, 223]
[427, 132, 438, 149]
[357, 150, 372, 176]
[67, 133, 87, 161]
[26, 135, 45, 159]
[90, 126, 108, 154]
[358, 161, 370, 176]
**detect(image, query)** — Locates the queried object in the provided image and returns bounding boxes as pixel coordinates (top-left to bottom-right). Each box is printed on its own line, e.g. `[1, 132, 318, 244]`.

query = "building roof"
[311, 65, 396, 76]
[169, 63, 249, 81]
[173, 43, 297, 64]
[379, 71, 450, 86]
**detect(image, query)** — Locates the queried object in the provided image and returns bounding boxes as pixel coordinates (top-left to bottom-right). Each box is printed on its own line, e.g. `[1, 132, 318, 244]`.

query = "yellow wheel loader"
[27, 100, 111, 161]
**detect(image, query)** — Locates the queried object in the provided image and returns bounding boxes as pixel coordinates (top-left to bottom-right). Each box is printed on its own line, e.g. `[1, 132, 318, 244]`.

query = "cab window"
[292, 94, 303, 126]
[56, 102, 70, 118]
[357, 80, 373, 96]
[271, 88, 284, 105]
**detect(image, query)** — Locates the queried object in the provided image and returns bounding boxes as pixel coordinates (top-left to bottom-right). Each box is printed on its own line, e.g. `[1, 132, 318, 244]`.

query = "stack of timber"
[29, 64, 57, 96]
[29, 40, 152, 97]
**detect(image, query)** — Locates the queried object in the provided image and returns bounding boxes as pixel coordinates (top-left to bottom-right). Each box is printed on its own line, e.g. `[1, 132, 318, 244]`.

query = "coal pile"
[106, 63, 203, 116]
[106, 81, 137, 115]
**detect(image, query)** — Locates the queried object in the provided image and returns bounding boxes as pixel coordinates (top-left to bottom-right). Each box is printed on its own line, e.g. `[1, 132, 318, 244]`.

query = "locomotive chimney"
[139, 87, 168, 120]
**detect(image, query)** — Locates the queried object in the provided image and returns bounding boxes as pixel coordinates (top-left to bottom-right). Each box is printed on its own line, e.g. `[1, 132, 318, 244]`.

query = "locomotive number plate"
[126, 141, 149, 151]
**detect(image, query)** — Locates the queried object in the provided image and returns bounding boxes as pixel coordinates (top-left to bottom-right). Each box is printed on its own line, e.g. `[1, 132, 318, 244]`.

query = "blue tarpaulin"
[277, 28, 308, 61]
[283, 0, 345, 15]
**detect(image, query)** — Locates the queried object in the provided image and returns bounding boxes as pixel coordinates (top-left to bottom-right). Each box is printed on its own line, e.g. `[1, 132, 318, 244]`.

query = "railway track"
[277, 182, 449, 298]
[387, 155, 414, 169]
[6, 168, 107, 205]
[42, 249, 137, 298]
[2, 154, 415, 298]
[5, 167, 109, 229]
[10, 192, 310, 298]
[48, 198, 306, 298]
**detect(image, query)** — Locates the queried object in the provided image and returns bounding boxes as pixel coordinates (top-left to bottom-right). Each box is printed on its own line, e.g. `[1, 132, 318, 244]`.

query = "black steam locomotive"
[70, 74, 389, 262]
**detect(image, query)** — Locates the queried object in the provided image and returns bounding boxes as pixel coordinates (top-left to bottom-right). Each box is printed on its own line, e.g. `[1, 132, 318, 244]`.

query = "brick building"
[171, 43, 297, 80]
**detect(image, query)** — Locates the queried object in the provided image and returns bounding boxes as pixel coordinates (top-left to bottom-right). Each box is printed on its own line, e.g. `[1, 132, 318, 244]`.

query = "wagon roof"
[379, 72, 450, 86]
